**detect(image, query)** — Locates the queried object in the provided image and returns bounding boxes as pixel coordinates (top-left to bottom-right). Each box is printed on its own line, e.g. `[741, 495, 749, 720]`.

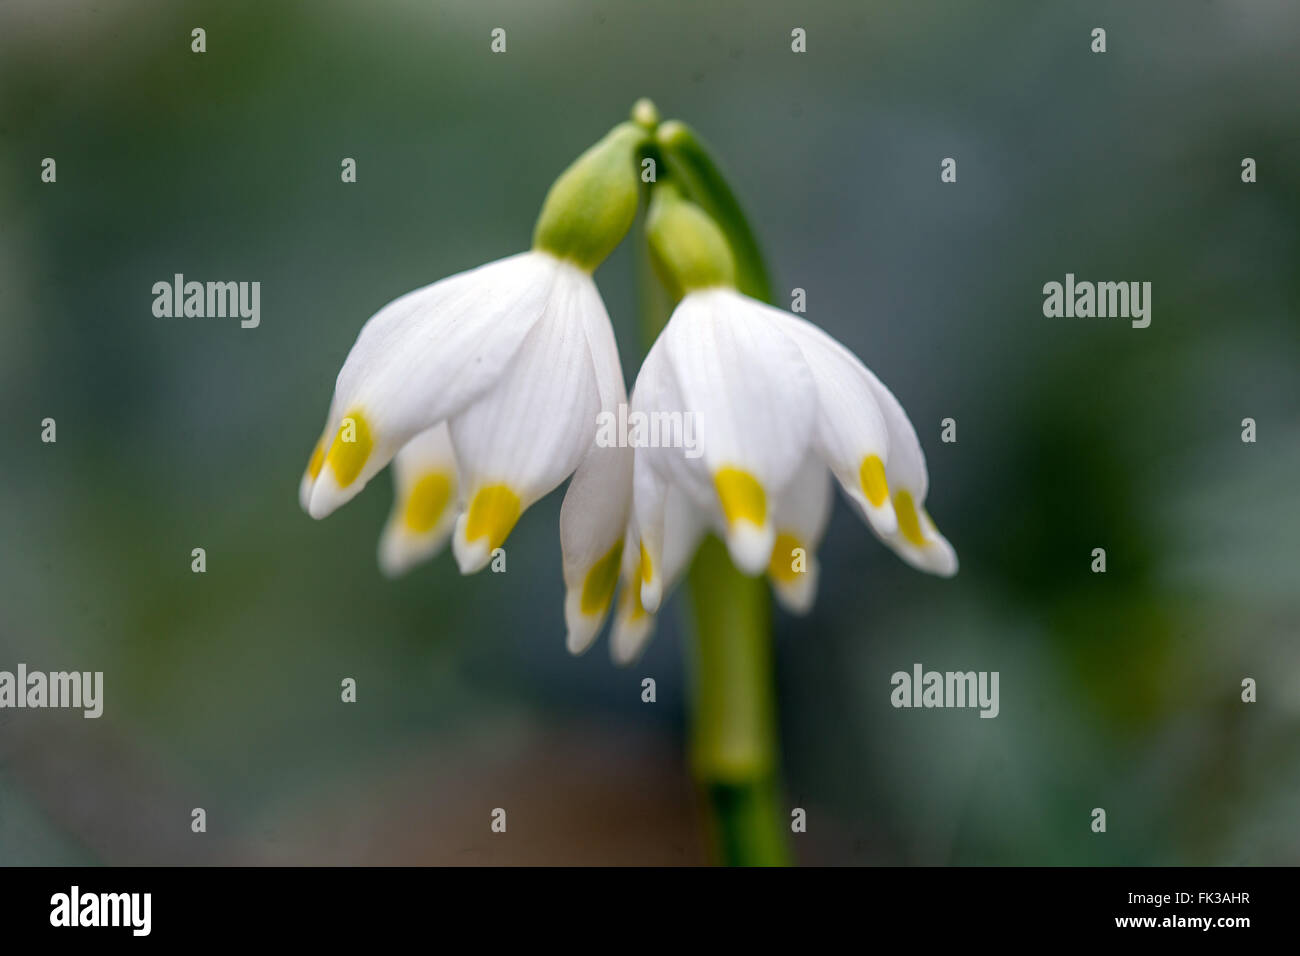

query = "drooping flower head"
[299, 119, 650, 648]
[611, 177, 957, 664]
[299, 104, 955, 667]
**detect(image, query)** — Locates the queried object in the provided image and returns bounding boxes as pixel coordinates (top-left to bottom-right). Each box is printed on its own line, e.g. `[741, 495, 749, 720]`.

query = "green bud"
[645, 181, 736, 300]
[655, 120, 772, 304]
[630, 97, 660, 132]
[532, 121, 649, 272]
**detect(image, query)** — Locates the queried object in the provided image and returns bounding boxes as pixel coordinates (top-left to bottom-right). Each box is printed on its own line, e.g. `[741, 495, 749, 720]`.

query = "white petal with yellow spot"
[773, 310, 897, 537]
[559, 278, 633, 654]
[766, 453, 833, 615]
[648, 288, 818, 576]
[448, 259, 603, 574]
[302, 251, 560, 521]
[612, 486, 709, 666]
[377, 423, 460, 578]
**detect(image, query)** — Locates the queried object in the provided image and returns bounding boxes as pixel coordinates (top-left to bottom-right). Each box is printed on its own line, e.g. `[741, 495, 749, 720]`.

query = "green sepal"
[532, 121, 649, 272]
[645, 180, 737, 300]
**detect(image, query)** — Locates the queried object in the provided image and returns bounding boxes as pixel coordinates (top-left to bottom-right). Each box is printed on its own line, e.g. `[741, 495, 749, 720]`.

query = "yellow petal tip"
[580, 541, 624, 616]
[464, 483, 522, 551]
[767, 531, 805, 584]
[714, 467, 767, 526]
[893, 489, 927, 548]
[403, 471, 454, 534]
[859, 454, 889, 508]
[326, 410, 373, 488]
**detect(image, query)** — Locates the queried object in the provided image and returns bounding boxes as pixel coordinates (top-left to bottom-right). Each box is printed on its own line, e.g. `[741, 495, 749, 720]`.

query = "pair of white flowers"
[299, 114, 956, 665]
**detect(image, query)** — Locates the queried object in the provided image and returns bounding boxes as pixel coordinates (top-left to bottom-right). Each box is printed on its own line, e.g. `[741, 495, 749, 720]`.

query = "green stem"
[686, 537, 788, 866]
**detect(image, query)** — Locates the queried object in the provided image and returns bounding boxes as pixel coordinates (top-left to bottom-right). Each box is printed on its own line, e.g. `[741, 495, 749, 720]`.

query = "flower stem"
[686, 536, 789, 866]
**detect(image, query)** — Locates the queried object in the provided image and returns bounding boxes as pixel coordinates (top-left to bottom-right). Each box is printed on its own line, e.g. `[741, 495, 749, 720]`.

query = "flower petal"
[881, 484, 958, 576]
[624, 336, 687, 613]
[305, 251, 559, 520]
[661, 486, 712, 599]
[377, 423, 460, 577]
[611, 487, 709, 666]
[631, 442, 672, 614]
[299, 411, 336, 513]
[775, 313, 897, 537]
[449, 262, 603, 574]
[781, 315, 956, 577]
[861, 372, 957, 577]
[767, 454, 833, 614]
[656, 289, 817, 575]
[561, 291, 632, 655]
[610, 575, 655, 667]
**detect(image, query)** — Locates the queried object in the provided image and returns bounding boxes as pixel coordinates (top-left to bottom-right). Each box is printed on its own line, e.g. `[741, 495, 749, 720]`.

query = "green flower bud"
[655, 120, 771, 303]
[645, 180, 736, 300]
[630, 97, 660, 132]
[532, 121, 649, 272]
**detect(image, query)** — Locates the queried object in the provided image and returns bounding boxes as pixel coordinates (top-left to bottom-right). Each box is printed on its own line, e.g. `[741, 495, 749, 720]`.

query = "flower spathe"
[612, 286, 957, 665]
[299, 248, 634, 646]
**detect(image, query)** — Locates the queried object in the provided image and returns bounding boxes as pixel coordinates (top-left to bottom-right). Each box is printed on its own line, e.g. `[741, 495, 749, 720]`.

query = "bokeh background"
[2, 0, 1297, 865]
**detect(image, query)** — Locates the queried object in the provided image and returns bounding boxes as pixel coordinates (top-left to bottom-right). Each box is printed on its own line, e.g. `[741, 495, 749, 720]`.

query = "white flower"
[611, 287, 957, 664]
[299, 249, 633, 644]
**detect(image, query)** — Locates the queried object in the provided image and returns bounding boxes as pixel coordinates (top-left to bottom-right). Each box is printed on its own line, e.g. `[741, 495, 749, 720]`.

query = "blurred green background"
[2, 0, 1297, 865]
